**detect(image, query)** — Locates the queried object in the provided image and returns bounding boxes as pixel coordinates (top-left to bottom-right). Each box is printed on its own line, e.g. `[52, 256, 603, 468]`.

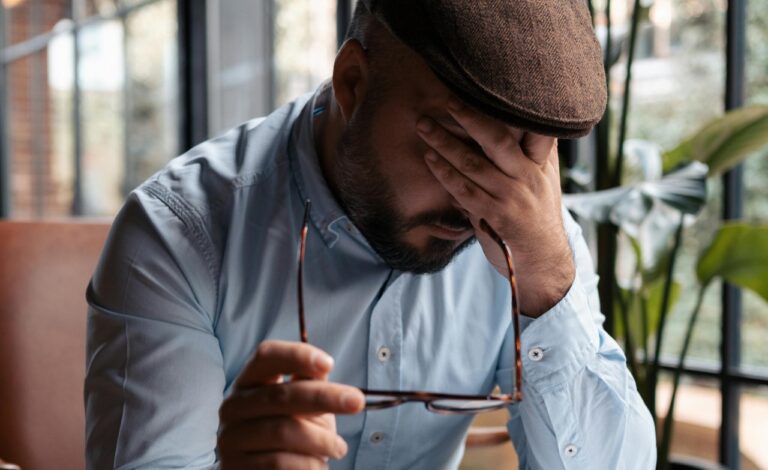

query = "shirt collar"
[287, 88, 382, 260]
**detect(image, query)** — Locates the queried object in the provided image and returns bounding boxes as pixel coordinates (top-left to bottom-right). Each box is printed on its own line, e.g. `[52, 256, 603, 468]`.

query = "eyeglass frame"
[296, 199, 523, 415]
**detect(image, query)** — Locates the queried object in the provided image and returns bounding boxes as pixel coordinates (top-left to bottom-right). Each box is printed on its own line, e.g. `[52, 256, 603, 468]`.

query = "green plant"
[563, 106, 768, 469]
[658, 222, 768, 469]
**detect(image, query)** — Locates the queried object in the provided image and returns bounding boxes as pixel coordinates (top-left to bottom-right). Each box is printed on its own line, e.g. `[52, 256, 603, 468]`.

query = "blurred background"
[0, 0, 766, 469]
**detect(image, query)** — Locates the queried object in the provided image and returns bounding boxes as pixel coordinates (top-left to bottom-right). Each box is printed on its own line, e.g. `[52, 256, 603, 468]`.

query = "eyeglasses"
[296, 200, 522, 414]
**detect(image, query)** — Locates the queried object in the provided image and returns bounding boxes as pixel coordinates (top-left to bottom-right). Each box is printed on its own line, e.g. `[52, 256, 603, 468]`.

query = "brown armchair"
[0, 220, 513, 469]
[0, 221, 110, 470]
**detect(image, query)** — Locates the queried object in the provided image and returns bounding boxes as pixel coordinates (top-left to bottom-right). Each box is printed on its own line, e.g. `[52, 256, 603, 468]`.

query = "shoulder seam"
[141, 181, 221, 304]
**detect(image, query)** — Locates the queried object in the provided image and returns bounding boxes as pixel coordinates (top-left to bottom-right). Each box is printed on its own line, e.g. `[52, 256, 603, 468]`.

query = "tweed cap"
[360, 0, 607, 138]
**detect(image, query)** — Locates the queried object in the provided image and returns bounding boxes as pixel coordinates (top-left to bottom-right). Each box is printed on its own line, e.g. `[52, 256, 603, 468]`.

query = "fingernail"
[335, 436, 348, 459]
[448, 98, 464, 112]
[313, 352, 334, 372]
[424, 150, 438, 162]
[416, 117, 433, 133]
[341, 391, 363, 411]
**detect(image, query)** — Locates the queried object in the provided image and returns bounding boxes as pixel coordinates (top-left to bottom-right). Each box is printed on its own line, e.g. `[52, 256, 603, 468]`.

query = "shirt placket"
[352, 274, 404, 470]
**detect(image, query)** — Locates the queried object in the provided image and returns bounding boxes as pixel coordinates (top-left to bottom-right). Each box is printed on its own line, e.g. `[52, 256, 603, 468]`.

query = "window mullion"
[721, 0, 747, 468]
[0, 6, 9, 218]
[177, 0, 208, 153]
[72, 23, 83, 216]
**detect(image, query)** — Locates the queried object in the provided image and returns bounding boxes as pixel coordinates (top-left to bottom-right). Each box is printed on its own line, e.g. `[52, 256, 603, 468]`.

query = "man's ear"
[332, 39, 369, 123]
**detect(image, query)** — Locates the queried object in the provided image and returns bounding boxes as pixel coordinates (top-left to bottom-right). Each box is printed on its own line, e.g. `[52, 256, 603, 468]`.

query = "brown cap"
[360, 0, 607, 138]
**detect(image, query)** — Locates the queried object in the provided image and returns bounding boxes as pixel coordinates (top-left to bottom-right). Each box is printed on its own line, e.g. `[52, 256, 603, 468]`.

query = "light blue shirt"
[84, 91, 656, 469]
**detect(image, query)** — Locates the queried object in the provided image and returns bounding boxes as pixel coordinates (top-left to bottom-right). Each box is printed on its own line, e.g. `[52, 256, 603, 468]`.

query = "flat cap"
[361, 0, 607, 138]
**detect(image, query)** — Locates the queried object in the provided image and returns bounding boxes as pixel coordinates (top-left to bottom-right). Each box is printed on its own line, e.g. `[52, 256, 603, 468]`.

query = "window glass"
[207, 0, 273, 135]
[6, 34, 75, 217]
[4, 0, 70, 47]
[745, 0, 768, 105]
[656, 373, 721, 464]
[595, 0, 727, 366]
[273, 0, 336, 107]
[124, 0, 178, 191]
[207, 0, 337, 135]
[78, 19, 124, 216]
[620, 0, 725, 148]
[78, 0, 119, 19]
[741, 289, 768, 373]
[741, 0, 768, 373]
[659, 182, 722, 368]
[740, 386, 768, 470]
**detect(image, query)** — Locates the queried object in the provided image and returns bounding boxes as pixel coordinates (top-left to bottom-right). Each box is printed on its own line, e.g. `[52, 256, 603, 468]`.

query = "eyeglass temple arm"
[479, 219, 523, 402]
[298, 199, 312, 344]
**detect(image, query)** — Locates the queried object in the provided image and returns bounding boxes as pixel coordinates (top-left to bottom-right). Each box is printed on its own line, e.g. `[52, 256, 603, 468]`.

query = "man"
[85, 1, 656, 468]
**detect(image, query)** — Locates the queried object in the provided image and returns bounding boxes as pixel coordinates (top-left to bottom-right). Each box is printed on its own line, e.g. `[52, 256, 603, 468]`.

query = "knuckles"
[494, 132, 518, 154]
[458, 181, 475, 198]
[459, 150, 483, 174]
[274, 418, 296, 444]
[265, 383, 293, 406]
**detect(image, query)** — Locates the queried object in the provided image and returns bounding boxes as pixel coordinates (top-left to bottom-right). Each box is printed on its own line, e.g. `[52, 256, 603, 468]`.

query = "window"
[1, 0, 178, 217]
[600, 0, 768, 468]
[207, 0, 338, 136]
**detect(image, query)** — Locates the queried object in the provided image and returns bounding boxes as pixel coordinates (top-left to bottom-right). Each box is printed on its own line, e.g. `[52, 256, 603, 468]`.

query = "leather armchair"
[0, 221, 110, 470]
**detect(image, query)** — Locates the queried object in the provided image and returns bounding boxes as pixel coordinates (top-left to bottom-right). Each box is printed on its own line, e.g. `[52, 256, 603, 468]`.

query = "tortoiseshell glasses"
[296, 200, 522, 414]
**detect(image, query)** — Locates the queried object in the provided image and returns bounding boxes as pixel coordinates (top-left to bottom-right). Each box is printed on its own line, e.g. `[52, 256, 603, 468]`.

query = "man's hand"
[417, 98, 575, 317]
[218, 340, 365, 469]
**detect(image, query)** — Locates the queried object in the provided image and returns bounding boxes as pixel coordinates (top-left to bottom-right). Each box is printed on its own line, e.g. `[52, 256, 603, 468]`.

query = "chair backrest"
[0, 221, 110, 469]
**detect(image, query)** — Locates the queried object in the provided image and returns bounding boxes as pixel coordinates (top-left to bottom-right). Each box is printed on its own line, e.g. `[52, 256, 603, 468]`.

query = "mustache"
[401, 209, 474, 232]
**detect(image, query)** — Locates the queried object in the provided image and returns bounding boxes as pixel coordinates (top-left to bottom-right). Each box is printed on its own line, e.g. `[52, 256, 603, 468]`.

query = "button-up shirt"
[84, 91, 656, 469]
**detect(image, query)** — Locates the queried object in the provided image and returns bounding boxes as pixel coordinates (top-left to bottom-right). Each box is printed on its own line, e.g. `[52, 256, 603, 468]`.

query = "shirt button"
[564, 444, 578, 457]
[377, 346, 391, 362]
[528, 347, 544, 362]
[370, 431, 385, 444]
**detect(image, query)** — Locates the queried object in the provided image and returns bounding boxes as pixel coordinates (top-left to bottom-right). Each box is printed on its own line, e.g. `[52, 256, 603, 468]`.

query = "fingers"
[446, 98, 555, 171]
[234, 340, 335, 390]
[221, 341, 363, 469]
[221, 451, 329, 470]
[220, 381, 365, 423]
[219, 415, 348, 460]
[417, 117, 509, 193]
[521, 132, 557, 166]
[424, 149, 498, 217]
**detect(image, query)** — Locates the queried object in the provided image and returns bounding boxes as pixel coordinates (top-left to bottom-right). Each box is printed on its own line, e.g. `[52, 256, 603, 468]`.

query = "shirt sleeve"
[495, 207, 657, 470]
[84, 189, 225, 470]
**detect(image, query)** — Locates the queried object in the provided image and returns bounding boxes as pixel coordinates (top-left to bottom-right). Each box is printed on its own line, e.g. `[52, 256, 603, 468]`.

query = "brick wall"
[6, 0, 72, 218]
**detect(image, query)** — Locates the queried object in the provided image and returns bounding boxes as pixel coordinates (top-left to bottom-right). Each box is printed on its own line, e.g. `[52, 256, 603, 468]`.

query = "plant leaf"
[563, 161, 708, 230]
[637, 161, 708, 213]
[615, 278, 681, 349]
[663, 106, 768, 175]
[622, 139, 663, 183]
[696, 223, 768, 302]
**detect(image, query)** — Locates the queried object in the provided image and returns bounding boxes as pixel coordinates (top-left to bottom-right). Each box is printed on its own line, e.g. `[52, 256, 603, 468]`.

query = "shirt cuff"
[518, 270, 600, 393]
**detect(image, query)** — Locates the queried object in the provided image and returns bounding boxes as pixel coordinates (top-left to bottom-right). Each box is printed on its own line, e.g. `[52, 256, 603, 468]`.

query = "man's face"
[333, 47, 480, 274]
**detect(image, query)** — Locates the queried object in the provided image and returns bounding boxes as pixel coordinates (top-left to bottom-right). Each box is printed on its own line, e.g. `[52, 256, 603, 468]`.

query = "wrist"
[517, 253, 575, 318]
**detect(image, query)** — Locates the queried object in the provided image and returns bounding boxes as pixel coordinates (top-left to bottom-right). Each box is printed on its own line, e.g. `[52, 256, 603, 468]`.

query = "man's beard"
[332, 94, 476, 274]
